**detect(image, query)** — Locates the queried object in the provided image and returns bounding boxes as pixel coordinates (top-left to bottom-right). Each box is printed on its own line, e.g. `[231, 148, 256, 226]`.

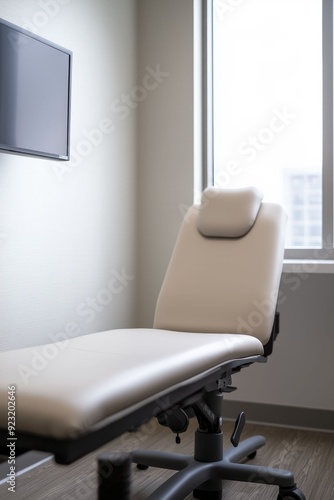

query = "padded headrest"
[196, 186, 263, 238]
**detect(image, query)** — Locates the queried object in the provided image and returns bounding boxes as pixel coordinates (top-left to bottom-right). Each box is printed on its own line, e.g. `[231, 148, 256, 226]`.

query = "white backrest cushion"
[154, 188, 287, 345]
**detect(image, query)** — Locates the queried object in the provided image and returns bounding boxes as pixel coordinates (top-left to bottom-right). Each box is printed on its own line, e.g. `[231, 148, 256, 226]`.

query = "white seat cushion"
[0, 329, 263, 439]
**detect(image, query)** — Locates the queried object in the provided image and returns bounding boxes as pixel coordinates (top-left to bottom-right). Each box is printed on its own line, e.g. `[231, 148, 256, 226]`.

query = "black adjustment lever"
[230, 411, 246, 447]
[157, 408, 189, 444]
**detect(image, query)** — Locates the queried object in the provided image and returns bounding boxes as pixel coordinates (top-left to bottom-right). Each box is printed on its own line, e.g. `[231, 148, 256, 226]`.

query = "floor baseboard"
[224, 400, 334, 432]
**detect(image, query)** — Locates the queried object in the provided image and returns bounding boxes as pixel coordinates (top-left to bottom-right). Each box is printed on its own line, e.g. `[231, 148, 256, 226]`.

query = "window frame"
[203, 0, 334, 262]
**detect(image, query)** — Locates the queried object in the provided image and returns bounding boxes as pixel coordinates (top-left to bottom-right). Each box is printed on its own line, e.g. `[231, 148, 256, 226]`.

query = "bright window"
[209, 0, 334, 259]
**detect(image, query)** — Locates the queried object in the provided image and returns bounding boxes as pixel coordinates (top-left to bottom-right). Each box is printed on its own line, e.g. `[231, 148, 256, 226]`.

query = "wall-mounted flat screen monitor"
[0, 19, 72, 160]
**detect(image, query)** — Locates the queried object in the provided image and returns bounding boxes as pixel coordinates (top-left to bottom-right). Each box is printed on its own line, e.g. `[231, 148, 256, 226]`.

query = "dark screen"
[0, 21, 71, 159]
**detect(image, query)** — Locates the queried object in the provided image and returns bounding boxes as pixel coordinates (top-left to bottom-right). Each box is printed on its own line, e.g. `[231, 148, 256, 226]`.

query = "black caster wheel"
[136, 463, 149, 470]
[247, 451, 257, 459]
[98, 453, 131, 500]
[193, 489, 222, 500]
[277, 487, 306, 500]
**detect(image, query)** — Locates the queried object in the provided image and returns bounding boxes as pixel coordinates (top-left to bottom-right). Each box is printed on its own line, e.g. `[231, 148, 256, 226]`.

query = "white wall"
[137, 0, 196, 326]
[0, 0, 138, 350]
[229, 273, 334, 412]
[136, 0, 334, 414]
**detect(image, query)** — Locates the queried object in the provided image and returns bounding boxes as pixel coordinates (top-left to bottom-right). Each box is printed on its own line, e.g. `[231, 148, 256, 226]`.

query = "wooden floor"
[0, 418, 333, 499]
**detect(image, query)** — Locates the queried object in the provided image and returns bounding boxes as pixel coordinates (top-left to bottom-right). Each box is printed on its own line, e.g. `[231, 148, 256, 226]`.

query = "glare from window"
[213, 0, 322, 248]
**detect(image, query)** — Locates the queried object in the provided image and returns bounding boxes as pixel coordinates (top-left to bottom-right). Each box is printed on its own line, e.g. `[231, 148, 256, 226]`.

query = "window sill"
[283, 260, 334, 274]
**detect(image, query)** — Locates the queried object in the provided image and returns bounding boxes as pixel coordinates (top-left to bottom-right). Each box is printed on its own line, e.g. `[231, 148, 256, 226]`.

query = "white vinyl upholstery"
[0, 329, 262, 439]
[0, 187, 287, 443]
[197, 186, 263, 238]
[154, 190, 287, 344]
